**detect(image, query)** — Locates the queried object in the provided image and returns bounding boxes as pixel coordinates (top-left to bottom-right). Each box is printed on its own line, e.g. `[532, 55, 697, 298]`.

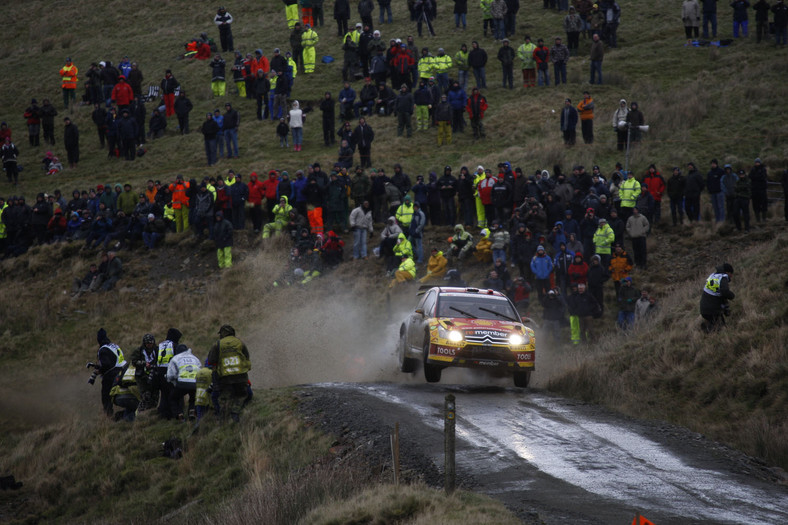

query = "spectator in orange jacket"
[169, 174, 191, 232]
[576, 91, 595, 144]
[60, 57, 79, 109]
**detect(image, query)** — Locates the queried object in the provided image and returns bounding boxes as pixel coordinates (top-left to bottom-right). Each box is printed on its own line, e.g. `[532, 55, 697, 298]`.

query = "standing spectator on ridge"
[749, 157, 769, 222]
[468, 41, 488, 88]
[517, 35, 537, 88]
[612, 99, 629, 151]
[720, 164, 738, 221]
[214, 7, 234, 52]
[706, 159, 725, 222]
[702, 0, 719, 37]
[497, 39, 516, 89]
[565, 7, 583, 55]
[334, 0, 350, 36]
[683, 0, 702, 40]
[616, 276, 639, 331]
[94, 328, 125, 416]
[466, 87, 488, 139]
[214, 210, 234, 268]
[210, 55, 227, 97]
[161, 69, 179, 118]
[643, 164, 666, 224]
[560, 98, 578, 146]
[773, 0, 788, 45]
[625, 101, 645, 144]
[589, 34, 604, 84]
[223, 102, 240, 158]
[626, 207, 649, 269]
[1, 138, 20, 185]
[731, 0, 750, 37]
[490, 0, 508, 40]
[63, 117, 79, 168]
[23, 99, 41, 147]
[302, 23, 320, 74]
[551, 37, 570, 86]
[684, 162, 705, 222]
[200, 113, 220, 166]
[59, 57, 78, 109]
[352, 117, 375, 168]
[533, 39, 550, 86]
[732, 169, 751, 231]
[40, 99, 58, 146]
[667, 166, 687, 226]
[576, 91, 594, 144]
[174, 91, 193, 134]
[454, 0, 468, 29]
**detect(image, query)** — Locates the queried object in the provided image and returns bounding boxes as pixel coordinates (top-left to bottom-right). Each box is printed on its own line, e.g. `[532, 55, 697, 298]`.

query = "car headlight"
[508, 333, 525, 346]
[438, 327, 464, 343]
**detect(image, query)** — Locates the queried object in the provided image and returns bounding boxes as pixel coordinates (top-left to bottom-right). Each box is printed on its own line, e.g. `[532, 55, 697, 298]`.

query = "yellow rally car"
[397, 287, 536, 387]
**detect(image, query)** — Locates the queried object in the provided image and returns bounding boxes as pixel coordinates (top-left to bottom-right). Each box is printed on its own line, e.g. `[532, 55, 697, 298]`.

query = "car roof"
[430, 286, 509, 299]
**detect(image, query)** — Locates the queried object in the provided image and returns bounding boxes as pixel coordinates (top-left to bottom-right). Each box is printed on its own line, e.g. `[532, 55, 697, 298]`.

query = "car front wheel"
[513, 371, 531, 388]
[398, 331, 417, 373]
[423, 339, 442, 383]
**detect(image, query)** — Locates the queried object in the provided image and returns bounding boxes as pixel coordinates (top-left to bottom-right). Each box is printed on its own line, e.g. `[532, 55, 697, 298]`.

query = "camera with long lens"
[86, 362, 100, 385]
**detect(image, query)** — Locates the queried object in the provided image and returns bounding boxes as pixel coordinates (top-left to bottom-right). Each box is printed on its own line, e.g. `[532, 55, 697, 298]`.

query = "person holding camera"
[700, 263, 735, 333]
[92, 328, 126, 417]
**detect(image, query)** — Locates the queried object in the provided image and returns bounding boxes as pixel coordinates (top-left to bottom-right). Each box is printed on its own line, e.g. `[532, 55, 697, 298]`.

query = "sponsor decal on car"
[517, 352, 534, 361]
[433, 345, 459, 357]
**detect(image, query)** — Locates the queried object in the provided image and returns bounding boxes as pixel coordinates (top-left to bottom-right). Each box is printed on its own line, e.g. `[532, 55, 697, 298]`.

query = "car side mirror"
[415, 308, 424, 316]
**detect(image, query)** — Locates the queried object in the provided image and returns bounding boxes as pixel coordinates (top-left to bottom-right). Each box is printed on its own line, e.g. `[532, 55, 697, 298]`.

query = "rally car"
[397, 287, 536, 387]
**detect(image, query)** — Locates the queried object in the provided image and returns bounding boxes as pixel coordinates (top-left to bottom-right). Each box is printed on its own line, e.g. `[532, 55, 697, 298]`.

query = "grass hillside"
[0, 0, 787, 522]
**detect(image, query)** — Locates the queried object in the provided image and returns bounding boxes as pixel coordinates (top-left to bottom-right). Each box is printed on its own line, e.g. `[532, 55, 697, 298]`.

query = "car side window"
[422, 291, 437, 316]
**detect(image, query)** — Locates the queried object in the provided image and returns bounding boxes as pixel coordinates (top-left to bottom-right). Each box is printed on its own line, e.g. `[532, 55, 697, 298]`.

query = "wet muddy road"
[301, 382, 788, 525]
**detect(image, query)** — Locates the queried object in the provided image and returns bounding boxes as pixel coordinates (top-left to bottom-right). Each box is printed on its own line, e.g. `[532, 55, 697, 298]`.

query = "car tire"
[513, 371, 531, 388]
[423, 339, 442, 383]
[398, 331, 417, 373]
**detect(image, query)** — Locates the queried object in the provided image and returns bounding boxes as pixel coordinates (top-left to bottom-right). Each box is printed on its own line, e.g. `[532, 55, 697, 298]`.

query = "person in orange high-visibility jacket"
[576, 90, 595, 144]
[60, 57, 78, 110]
[169, 174, 191, 232]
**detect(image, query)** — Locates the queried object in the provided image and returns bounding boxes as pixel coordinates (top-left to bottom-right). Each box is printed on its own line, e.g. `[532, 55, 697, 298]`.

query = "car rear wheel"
[513, 371, 531, 388]
[398, 331, 417, 373]
[423, 340, 442, 383]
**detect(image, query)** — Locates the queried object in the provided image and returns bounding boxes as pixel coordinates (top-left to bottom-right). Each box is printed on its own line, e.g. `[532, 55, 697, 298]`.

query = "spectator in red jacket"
[643, 164, 666, 224]
[261, 170, 281, 221]
[465, 87, 488, 139]
[111, 76, 134, 110]
[247, 172, 266, 232]
[568, 252, 589, 286]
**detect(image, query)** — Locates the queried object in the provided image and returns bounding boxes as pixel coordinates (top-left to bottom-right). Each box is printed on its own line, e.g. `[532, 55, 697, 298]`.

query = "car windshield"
[436, 294, 520, 321]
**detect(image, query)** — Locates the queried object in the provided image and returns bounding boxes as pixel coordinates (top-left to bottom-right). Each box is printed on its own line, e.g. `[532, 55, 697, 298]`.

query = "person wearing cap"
[560, 98, 578, 146]
[206, 325, 251, 422]
[434, 48, 452, 91]
[732, 169, 751, 232]
[616, 276, 640, 331]
[516, 35, 536, 88]
[59, 57, 78, 109]
[302, 22, 320, 73]
[592, 216, 615, 267]
[700, 263, 735, 332]
[548, 37, 568, 88]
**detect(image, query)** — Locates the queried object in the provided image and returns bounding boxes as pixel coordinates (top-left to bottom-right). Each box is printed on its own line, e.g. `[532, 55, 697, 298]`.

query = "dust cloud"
[243, 287, 410, 388]
[0, 372, 96, 430]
